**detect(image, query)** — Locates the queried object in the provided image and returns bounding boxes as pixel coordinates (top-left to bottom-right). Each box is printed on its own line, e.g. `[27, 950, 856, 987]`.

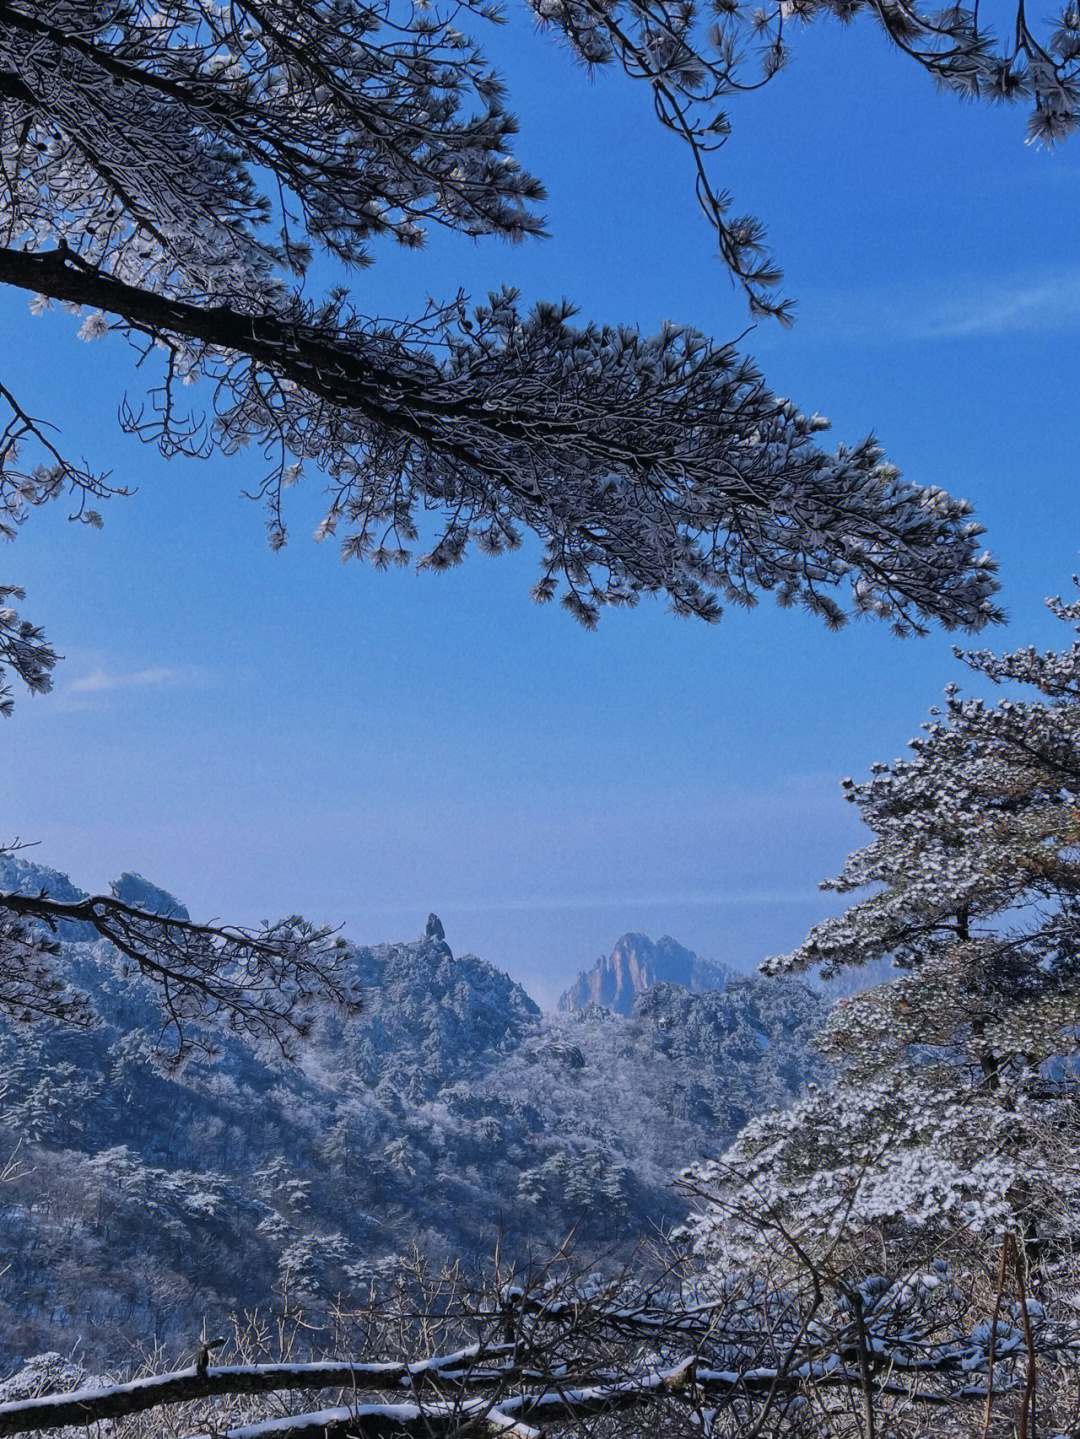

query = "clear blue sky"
[3, 13, 1079, 1008]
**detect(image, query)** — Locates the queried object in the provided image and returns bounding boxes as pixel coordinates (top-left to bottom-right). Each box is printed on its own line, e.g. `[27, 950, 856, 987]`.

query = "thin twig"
[981, 1233, 1011, 1439]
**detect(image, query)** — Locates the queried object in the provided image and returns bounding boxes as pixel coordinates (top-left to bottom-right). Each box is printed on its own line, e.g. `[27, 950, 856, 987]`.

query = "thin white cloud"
[913, 269, 1080, 340]
[48, 664, 216, 709]
[797, 267, 1080, 345]
[68, 666, 203, 694]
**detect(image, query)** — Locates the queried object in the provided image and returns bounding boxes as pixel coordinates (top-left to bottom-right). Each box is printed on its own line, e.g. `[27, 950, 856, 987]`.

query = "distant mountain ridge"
[0, 855, 189, 942]
[0, 855, 188, 917]
[0, 858, 828, 1369]
[558, 932, 733, 1015]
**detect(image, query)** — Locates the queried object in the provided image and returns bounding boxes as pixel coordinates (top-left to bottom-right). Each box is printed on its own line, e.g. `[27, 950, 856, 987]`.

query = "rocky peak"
[0, 853, 87, 905]
[110, 872, 189, 920]
[557, 932, 732, 1016]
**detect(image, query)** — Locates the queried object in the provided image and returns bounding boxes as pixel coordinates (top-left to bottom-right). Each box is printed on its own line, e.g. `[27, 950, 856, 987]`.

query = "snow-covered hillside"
[0, 859, 828, 1368]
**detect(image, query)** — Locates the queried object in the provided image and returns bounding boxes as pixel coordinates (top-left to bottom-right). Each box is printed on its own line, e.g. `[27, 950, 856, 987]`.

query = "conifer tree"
[684, 585, 1080, 1287]
[14, 0, 1074, 1066]
[0, 0, 1003, 718]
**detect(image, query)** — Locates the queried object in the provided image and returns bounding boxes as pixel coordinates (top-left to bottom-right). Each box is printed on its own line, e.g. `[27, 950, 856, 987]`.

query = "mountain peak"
[0, 853, 87, 905]
[557, 932, 732, 1015]
[110, 872, 189, 920]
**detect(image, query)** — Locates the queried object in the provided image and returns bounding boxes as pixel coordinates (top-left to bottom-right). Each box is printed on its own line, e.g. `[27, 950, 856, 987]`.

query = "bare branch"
[0, 885, 361, 1061]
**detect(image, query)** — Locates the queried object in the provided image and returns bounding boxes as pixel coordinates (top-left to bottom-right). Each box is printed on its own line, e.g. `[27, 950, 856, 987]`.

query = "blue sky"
[3, 12, 1080, 1008]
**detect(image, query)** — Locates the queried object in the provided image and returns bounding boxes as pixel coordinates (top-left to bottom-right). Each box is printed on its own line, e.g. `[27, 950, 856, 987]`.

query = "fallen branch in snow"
[3, 1251, 1079, 1439]
[0, 1348, 1029, 1439]
[0, 1348, 515, 1436]
[185, 1399, 541, 1439]
[177, 1366, 994, 1439]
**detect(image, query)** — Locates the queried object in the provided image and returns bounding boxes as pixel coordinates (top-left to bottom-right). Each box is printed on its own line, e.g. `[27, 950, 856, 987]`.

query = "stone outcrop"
[111, 871, 189, 919]
[557, 932, 731, 1015]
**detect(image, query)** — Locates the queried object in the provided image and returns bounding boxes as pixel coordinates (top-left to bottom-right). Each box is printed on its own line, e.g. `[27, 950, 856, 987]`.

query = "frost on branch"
[0, 2, 1002, 658]
[0, 869, 362, 1064]
[675, 587, 1080, 1432]
[1, 0, 1074, 346]
[0, 252, 1003, 638]
[116, 284, 999, 635]
[0, 0, 545, 292]
[0, 585, 56, 716]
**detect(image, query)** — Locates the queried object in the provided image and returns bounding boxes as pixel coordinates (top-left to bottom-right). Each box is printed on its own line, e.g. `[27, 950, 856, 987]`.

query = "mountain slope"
[0, 861, 828, 1369]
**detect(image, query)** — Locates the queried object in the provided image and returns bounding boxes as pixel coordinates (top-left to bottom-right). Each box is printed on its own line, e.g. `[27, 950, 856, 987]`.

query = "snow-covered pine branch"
[0, 868, 361, 1062]
[0, 245, 1001, 648]
[0, 586, 57, 717]
[676, 584, 1080, 1432]
[0, 0, 1003, 723]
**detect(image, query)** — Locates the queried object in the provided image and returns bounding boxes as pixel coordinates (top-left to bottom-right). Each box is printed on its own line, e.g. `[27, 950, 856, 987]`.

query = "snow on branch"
[0, 0, 1007, 650]
[0, 1350, 1048, 1439]
[0, 887, 361, 1061]
[0, 247, 1001, 639]
[185, 1400, 540, 1439]
[0, 1349, 516, 1437]
[1, 1267, 1076, 1439]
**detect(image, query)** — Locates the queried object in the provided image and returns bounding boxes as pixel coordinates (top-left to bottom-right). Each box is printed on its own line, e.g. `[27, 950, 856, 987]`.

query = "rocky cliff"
[557, 931, 732, 1014]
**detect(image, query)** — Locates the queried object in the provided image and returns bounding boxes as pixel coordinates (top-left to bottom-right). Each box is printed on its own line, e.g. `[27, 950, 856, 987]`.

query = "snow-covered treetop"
[763, 587, 1080, 990]
[683, 588, 1080, 1267]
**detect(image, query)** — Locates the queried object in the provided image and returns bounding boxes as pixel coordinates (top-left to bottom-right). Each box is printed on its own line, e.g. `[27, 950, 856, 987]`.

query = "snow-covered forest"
[3, 0, 1080, 1435]
[0, 854, 829, 1363]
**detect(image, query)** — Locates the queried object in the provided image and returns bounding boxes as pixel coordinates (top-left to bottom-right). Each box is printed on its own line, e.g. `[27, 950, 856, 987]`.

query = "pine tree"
[684, 585, 1080, 1287]
[0, 0, 1004, 722]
